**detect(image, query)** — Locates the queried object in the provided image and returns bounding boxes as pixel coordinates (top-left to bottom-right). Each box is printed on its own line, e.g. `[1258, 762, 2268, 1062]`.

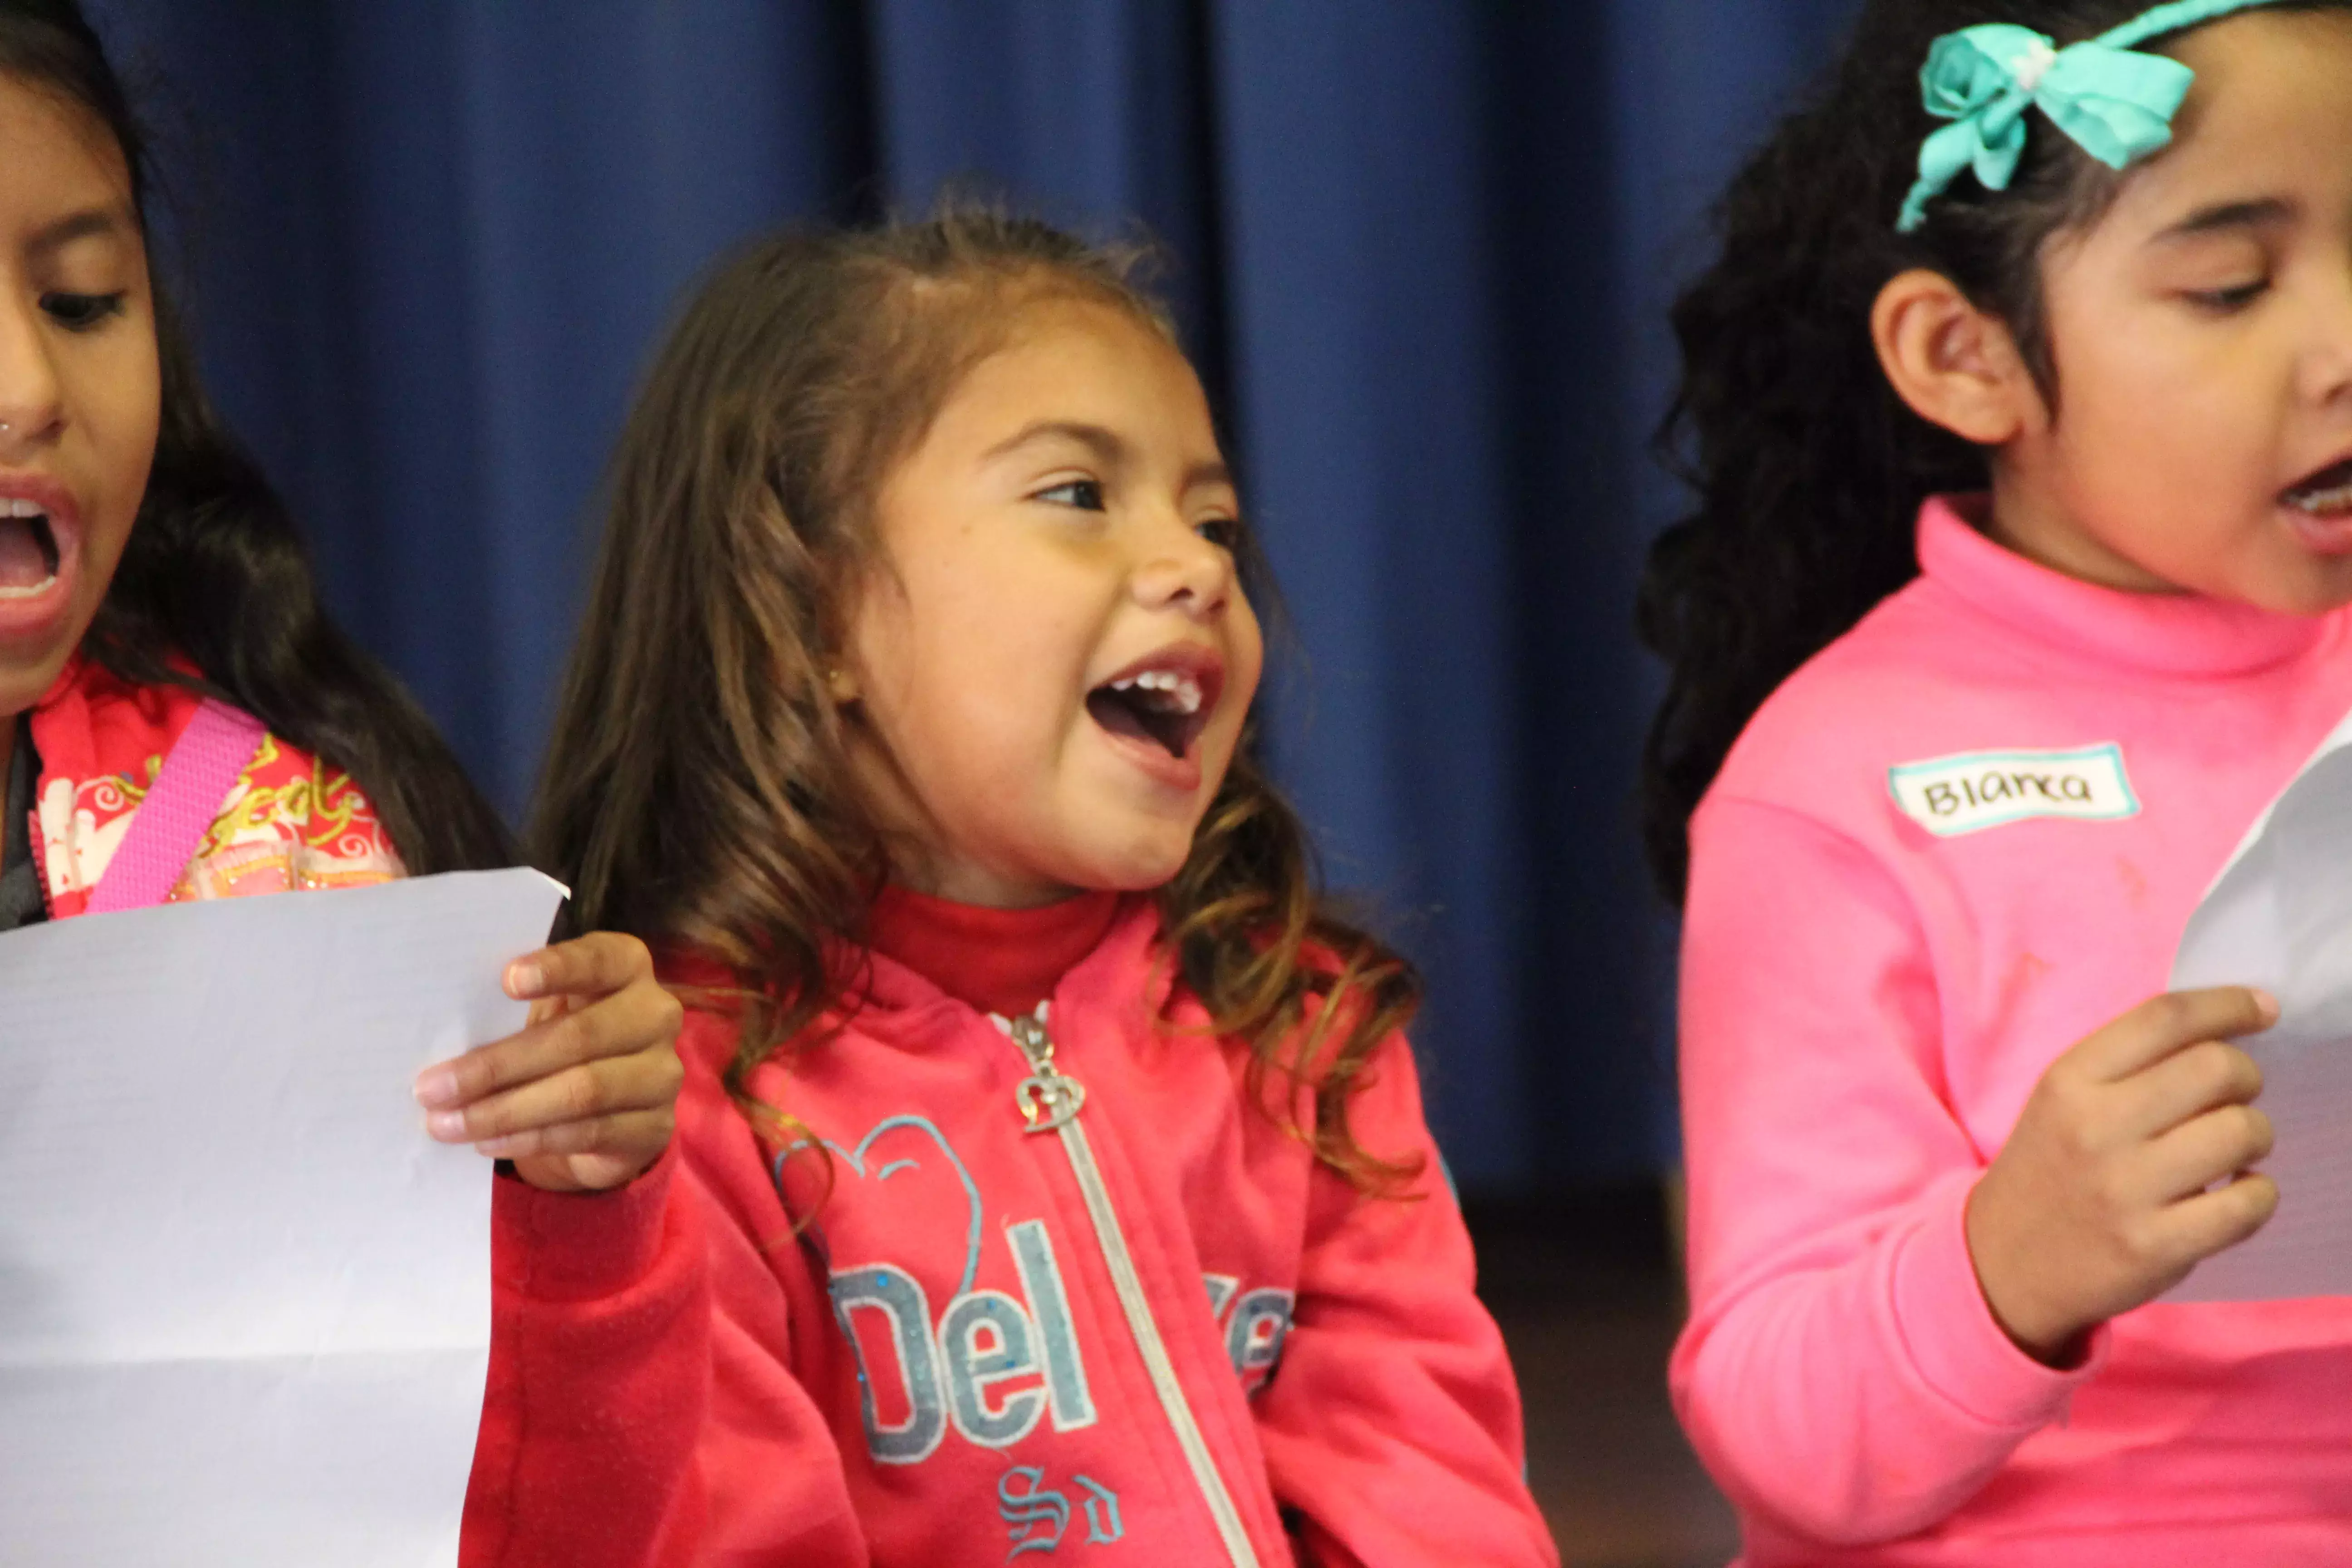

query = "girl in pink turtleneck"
[1638, 1, 2352, 1563]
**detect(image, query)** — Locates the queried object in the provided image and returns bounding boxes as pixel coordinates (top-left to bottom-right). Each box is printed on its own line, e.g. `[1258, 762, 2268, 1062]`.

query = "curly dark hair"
[1637, 0, 2348, 902]
[534, 209, 1424, 1194]
[1, 0, 513, 872]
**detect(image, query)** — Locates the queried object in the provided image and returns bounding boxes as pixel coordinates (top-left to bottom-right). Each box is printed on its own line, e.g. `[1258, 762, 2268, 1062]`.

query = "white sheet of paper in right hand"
[0, 867, 565, 1567]
[2167, 708, 2352, 1302]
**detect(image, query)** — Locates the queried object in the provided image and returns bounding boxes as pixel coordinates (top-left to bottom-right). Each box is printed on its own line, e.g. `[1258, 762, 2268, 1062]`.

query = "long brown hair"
[534, 209, 1422, 1191]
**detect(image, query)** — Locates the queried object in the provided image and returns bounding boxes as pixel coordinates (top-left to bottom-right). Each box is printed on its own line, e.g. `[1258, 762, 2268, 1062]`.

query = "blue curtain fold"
[1211, 3, 1531, 1181]
[83, 0, 1858, 1194]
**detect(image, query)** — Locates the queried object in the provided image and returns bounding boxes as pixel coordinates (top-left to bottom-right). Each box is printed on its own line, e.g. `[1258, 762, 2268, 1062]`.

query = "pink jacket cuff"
[1889, 1174, 2108, 1431]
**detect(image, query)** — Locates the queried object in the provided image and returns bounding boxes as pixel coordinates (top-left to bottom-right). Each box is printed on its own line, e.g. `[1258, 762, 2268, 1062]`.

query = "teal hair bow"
[1895, 0, 2289, 233]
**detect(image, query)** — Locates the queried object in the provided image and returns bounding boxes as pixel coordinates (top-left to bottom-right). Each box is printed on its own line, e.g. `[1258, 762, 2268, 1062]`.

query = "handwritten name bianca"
[1887, 744, 2140, 838]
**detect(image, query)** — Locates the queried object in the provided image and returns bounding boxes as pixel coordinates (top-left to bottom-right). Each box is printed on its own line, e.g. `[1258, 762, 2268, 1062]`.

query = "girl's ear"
[824, 664, 860, 703]
[1871, 269, 2044, 446]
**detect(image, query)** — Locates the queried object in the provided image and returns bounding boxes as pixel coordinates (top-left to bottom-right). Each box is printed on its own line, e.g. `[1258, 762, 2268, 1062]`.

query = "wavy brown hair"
[533, 210, 1422, 1192]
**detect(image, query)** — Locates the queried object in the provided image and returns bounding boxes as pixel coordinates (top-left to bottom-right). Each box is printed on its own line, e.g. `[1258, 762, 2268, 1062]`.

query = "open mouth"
[2285, 458, 2352, 518]
[1085, 666, 1217, 760]
[0, 497, 60, 599]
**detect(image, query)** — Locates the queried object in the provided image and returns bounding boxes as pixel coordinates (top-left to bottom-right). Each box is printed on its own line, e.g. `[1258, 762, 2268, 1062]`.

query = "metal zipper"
[998, 1007, 1261, 1568]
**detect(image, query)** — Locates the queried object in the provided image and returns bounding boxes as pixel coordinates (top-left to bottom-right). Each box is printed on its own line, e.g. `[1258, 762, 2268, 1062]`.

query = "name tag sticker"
[1887, 744, 2140, 838]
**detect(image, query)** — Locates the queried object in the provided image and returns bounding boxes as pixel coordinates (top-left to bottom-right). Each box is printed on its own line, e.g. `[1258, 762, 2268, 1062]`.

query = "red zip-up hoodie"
[660, 888, 1557, 1568]
[24, 657, 710, 1568]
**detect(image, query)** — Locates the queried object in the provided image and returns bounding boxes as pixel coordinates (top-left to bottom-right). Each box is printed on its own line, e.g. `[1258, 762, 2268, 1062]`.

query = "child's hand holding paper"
[412, 929, 685, 1192]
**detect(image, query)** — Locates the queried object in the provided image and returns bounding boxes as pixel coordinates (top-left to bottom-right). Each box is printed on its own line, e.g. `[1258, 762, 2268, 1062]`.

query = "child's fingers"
[2136, 1101, 2275, 1203]
[2076, 987, 2277, 1083]
[505, 930, 652, 1003]
[2154, 1171, 2279, 1267]
[424, 1048, 683, 1145]
[474, 1108, 676, 1163]
[415, 982, 681, 1110]
[2117, 1039, 2265, 1141]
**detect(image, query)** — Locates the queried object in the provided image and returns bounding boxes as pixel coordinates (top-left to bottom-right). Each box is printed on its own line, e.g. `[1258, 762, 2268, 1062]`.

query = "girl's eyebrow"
[26, 205, 133, 260]
[985, 419, 1126, 465]
[985, 418, 1233, 492]
[2150, 196, 2295, 245]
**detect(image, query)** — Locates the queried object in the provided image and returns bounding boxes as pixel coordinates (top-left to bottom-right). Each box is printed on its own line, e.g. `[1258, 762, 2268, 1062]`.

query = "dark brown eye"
[1036, 478, 1106, 511]
[1196, 517, 1243, 551]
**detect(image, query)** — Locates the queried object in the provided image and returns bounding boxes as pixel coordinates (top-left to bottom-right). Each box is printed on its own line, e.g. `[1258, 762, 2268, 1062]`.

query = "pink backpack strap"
[85, 697, 270, 915]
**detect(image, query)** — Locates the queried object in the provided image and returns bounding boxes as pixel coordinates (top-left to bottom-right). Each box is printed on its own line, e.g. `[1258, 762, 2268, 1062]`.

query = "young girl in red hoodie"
[534, 211, 1557, 1566]
[0, 6, 699, 1560]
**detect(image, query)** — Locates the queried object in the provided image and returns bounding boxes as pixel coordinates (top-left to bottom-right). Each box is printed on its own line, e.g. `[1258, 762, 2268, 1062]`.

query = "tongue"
[0, 519, 51, 590]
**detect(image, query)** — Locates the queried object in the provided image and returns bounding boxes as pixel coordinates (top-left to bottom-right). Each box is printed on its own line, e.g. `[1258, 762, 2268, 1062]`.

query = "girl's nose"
[0, 291, 64, 453]
[1129, 516, 1236, 620]
[2304, 267, 2352, 410]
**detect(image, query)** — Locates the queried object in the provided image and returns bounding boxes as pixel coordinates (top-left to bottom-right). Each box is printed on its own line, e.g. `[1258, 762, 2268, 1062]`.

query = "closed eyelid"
[31, 265, 140, 307]
[2144, 240, 2272, 296]
[2165, 261, 2269, 287]
[26, 207, 135, 260]
[40, 290, 130, 329]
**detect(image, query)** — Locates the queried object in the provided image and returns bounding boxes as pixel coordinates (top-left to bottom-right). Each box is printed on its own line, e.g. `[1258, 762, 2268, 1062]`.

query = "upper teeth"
[2291, 479, 2352, 515]
[1111, 670, 1203, 714]
[1, 499, 47, 520]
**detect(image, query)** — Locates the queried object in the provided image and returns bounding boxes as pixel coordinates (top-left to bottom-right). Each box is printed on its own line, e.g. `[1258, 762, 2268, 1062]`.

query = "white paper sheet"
[0, 868, 566, 1567]
[2167, 708, 2352, 1301]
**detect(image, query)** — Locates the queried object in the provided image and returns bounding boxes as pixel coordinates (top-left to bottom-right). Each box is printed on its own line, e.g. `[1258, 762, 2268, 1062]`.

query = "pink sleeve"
[461, 1010, 870, 1567]
[1672, 798, 2103, 1547]
[1251, 1037, 1559, 1568]
[464, 1149, 711, 1568]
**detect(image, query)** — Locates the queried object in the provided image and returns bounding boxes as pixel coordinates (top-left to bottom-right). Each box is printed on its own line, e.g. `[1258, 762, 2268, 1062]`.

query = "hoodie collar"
[1915, 495, 2335, 680]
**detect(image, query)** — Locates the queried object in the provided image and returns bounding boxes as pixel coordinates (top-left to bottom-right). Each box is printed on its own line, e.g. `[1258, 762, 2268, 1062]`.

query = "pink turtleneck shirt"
[1675, 498, 2352, 1564]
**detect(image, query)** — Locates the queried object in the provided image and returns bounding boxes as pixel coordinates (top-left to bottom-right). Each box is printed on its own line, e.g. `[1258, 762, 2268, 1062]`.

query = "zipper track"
[1001, 1012, 1260, 1568]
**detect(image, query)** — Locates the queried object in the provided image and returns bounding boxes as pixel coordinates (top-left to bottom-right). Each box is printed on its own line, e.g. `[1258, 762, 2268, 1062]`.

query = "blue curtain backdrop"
[83, 0, 1858, 1196]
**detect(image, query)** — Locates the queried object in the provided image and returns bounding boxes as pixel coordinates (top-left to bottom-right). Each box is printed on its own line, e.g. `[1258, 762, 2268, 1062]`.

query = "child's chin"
[2244, 560, 2352, 618]
[0, 633, 83, 723]
[1068, 833, 1198, 895]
